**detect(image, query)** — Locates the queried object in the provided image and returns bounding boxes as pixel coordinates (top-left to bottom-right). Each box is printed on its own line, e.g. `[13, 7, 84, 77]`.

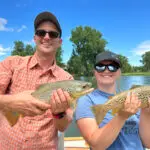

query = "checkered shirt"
[0, 55, 73, 150]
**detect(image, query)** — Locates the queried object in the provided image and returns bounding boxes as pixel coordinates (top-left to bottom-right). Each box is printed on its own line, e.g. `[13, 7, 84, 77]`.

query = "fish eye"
[82, 85, 88, 89]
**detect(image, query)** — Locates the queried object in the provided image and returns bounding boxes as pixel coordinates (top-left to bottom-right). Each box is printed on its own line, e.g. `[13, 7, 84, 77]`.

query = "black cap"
[95, 51, 121, 67]
[34, 11, 62, 37]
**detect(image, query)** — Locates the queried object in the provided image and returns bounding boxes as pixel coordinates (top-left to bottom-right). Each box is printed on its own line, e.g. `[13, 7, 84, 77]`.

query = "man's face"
[34, 21, 62, 55]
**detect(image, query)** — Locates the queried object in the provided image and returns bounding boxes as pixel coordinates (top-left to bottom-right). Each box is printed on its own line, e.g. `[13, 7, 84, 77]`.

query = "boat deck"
[64, 137, 90, 150]
[64, 136, 150, 150]
[65, 148, 89, 150]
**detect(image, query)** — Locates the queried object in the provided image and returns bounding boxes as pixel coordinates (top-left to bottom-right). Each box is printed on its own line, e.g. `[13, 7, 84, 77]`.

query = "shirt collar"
[29, 54, 38, 69]
[96, 89, 115, 97]
[29, 54, 58, 77]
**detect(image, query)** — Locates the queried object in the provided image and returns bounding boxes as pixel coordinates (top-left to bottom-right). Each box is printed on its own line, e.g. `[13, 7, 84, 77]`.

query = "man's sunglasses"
[95, 63, 120, 72]
[35, 30, 60, 39]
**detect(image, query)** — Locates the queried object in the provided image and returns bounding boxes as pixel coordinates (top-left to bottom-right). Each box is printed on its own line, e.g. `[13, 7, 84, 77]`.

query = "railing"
[58, 132, 64, 150]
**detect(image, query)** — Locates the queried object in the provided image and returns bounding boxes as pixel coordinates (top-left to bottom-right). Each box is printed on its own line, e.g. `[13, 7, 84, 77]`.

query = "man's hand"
[118, 92, 141, 119]
[50, 88, 71, 114]
[50, 89, 73, 131]
[1, 90, 51, 116]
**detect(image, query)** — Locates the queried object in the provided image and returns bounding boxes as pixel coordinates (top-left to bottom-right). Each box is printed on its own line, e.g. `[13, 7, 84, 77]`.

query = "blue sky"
[0, 0, 150, 66]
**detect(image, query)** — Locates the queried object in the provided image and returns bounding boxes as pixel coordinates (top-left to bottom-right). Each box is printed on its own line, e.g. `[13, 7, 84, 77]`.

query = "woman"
[75, 51, 150, 150]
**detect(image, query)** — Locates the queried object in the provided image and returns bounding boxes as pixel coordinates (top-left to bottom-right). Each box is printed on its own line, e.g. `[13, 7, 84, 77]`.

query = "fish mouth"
[72, 88, 94, 98]
[81, 88, 94, 95]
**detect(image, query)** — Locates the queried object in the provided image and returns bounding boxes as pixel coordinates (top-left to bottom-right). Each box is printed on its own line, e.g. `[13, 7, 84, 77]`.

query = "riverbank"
[122, 72, 150, 76]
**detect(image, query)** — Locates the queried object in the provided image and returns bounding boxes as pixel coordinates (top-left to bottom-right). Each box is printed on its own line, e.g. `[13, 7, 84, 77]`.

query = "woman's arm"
[77, 114, 126, 150]
[139, 103, 150, 148]
[76, 92, 141, 150]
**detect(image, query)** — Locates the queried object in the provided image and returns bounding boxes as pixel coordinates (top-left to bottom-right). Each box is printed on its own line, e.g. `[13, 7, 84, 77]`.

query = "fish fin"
[108, 96, 113, 99]
[69, 98, 77, 110]
[130, 85, 142, 90]
[104, 96, 115, 103]
[91, 104, 108, 125]
[112, 108, 120, 116]
[4, 111, 22, 126]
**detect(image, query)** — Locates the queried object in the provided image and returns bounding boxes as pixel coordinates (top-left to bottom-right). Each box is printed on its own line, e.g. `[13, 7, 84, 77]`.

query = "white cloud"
[17, 25, 27, 32]
[65, 35, 71, 41]
[0, 18, 26, 33]
[131, 40, 150, 55]
[0, 18, 14, 32]
[0, 45, 11, 56]
[24, 39, 34, 45]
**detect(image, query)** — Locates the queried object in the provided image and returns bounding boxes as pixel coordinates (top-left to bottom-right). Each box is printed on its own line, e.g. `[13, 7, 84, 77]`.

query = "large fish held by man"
[3, 80, 94, 126]
[91, 85, 150, 125]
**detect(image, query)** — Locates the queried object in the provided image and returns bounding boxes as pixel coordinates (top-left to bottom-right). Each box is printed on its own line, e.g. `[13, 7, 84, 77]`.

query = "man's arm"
[0, 92, 51, 116]
[53, 108, 73, 132]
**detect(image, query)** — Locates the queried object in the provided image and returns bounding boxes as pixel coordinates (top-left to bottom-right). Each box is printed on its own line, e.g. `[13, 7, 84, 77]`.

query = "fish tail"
[91, 104, 108, 125]
[4, 111, 22, 126]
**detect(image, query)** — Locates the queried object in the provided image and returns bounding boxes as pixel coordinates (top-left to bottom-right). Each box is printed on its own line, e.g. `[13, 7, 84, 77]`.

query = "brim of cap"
[95, 58, 121, 67]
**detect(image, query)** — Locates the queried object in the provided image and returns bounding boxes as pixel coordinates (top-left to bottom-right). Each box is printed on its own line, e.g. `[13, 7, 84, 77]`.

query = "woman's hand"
[118, 92, 141, 119]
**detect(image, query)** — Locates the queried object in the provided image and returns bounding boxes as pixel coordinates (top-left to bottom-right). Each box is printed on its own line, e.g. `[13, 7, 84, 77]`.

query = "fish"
[4, 80, 94, 126]
[91, 85, 150, 125]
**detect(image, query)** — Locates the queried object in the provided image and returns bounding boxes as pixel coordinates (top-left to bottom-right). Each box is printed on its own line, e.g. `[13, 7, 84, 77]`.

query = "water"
[64, 76, 150, 137]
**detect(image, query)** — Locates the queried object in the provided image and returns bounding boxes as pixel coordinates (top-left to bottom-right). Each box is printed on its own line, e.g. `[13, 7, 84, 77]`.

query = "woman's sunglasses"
[35, 29, 60, 39]
[95, 63, 120, 72]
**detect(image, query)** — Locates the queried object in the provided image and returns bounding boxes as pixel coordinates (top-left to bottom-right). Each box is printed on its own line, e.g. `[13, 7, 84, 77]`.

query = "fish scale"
[91, 85, 150, 125]
[4, 80, 94, 126]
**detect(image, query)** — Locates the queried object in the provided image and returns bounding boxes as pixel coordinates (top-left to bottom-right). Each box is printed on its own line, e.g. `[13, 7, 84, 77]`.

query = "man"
[0, 11, 73, 150]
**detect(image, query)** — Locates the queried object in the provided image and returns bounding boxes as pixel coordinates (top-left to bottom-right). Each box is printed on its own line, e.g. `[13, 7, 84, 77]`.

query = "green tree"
[11, 41, 35, 56]
[11, 41, 25, 56]
[25, 44, 35, 55]
[141, 51, 150, 71]
[67, 50, 83, 76]
[132, 66, 143, 72]
[68, 26, 107, 76]
[118, 55, 132, 73]
[56, 47, 64, 67]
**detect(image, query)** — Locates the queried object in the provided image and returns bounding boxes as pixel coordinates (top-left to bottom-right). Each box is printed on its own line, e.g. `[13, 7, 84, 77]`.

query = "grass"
[122, 72, 150, 76]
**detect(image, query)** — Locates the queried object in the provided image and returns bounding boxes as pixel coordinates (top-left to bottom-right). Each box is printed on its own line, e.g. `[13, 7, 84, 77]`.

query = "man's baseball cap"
[95, 51, 121, 67]
[34, 11, 62, 37]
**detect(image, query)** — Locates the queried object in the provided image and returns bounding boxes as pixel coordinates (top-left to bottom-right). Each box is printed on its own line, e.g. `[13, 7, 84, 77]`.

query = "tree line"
[11, 26, 150, 76]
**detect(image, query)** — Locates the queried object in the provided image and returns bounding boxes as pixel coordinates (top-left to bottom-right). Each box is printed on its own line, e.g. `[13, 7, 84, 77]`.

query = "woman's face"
[94, 60, 121, 86]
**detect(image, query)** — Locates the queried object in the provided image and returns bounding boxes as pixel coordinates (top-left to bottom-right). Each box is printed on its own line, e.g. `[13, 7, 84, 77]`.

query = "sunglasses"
[95, 63, 119, 72]
[35, 29, 60, 39]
